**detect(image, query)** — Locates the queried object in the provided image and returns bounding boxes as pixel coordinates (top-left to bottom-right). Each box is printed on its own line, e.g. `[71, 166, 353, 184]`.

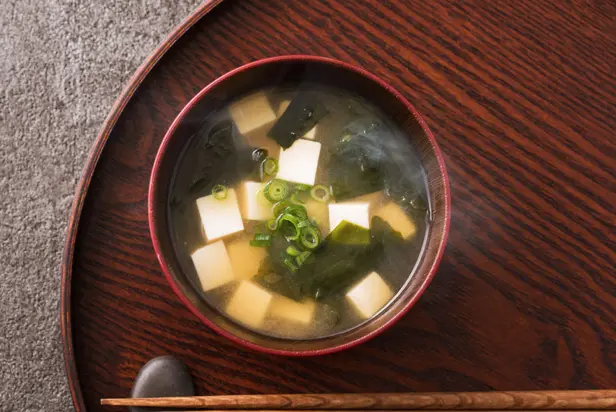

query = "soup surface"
[169, 84, 430, 339]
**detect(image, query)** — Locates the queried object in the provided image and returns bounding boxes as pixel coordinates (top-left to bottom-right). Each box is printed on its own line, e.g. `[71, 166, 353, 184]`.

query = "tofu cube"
[226, 235, 267, 280]
[304, 199, 329, 234]
[229, 92, 277, 135]
[346, 271, 393, 319]
[277, 139, 322, 185]
[269, 296, 316, 325]
[226, 281, 273, 328]
[373, 202, 417, 239]
[328, 202, 370, 233]
[277, 100, 317, 139]
[196, 188, 244, 241]
[190, 241, 235, 291]
[240, 181, 274, 221]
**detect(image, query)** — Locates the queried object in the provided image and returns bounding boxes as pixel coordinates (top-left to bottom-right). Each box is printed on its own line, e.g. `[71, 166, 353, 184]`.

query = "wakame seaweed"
[306, 241, 383, 300]
[328, 133, 386, 201]
[268, 92, 328, 148]
[289, 218, 404, 300]
[329, 119, 428, 210]
[253, 235, 304, 300]
[183, 121, 236, 196]
[328, 220, 370, 245]
[370, 216, 404, 247]
[182, 120, 266, 197]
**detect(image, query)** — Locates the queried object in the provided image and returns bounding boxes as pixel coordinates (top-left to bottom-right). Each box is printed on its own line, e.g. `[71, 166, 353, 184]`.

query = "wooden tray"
[61, 1, 616, 411]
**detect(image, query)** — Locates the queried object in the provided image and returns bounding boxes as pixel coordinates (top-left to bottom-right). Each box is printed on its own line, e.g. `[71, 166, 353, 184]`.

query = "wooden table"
[61, 1, 616, 411]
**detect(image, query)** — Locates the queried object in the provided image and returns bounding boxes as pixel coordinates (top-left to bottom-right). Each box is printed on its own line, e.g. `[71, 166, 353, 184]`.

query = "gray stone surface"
[130, 355, 195, 412]
[0, 1, 202, 410]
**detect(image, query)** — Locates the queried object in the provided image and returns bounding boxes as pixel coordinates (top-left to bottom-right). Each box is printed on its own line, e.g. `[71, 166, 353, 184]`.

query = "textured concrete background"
[0, 1, 202, 410]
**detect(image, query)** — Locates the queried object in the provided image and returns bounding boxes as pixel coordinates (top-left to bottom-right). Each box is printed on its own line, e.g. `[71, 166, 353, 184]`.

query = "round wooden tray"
[61, 1, 616, 411]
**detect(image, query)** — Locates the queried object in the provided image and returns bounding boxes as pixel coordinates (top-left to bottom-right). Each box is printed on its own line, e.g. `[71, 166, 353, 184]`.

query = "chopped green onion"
[283, 204, 308, 219]
[250, 239, 271, 247]
[212, 184, 228, 200]
[310, 184, 330, 203]
[272, 199, 292, 216]
[300, 225, 321, 250]
[295, 184, 311, 191]
[250, 233, 272, 247]
[290, 191, 307, 204]
[254, 233, 272, 241]
[283, 257, 299, 272]
[278, 214, 301, 241]
[264, 179, 289, 202]
[267, 219, 278, 231]
[291, 192, 304, 204]
[296, 250, 313, 266]
[261, 158, 278, 178]
[286, 245, 302, 257]
[297, 218, 314, 229]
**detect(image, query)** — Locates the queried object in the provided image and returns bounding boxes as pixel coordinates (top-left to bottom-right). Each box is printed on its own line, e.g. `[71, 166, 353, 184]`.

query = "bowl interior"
[149, 57, 449, 355]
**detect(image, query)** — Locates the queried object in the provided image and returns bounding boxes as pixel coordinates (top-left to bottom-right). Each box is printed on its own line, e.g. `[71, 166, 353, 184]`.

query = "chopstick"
[101, 390, 616, 410]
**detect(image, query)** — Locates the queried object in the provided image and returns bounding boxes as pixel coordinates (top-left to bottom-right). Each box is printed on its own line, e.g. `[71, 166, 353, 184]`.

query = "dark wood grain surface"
[63, 0, 616, 411]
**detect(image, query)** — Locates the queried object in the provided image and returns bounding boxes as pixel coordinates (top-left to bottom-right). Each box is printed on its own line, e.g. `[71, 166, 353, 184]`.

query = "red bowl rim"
[148, 55, 451, 356]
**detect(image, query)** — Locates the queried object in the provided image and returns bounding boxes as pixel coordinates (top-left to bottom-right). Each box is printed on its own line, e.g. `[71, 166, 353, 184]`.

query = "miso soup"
[169, 85, 430, 340]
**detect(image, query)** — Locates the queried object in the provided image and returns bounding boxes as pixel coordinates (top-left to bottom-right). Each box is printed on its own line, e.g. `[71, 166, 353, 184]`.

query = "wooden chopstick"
[101, 390, 616, 410]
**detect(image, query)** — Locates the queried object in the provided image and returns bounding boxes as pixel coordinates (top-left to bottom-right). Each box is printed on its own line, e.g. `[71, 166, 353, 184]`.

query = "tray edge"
[60, 1, 225, 410]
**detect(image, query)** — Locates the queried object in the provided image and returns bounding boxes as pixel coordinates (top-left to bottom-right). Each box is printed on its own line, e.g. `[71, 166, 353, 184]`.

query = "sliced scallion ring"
[310, 184, 330, 203]
[267, 218, 278, 231]
[283, 257, 299, 272]
[264, 179, 289, 202]
[212, 184, 228, 200]
[283, 204, 308, 219]
[294, 184, 311, 191]
[250, 239, 271, 247]
[290, 191, 307, 204]
[286, 245, 302, 257]
[253, 233, 272, 241]
[272, 200, 292, 216]
[261, 158, 278, 177]
[300, 225, 321, 250]
[278, 214, 301, 241]
[297, 219, 314, 229]
[295, 250, 313, 266]
[250, 233, 272, 247]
